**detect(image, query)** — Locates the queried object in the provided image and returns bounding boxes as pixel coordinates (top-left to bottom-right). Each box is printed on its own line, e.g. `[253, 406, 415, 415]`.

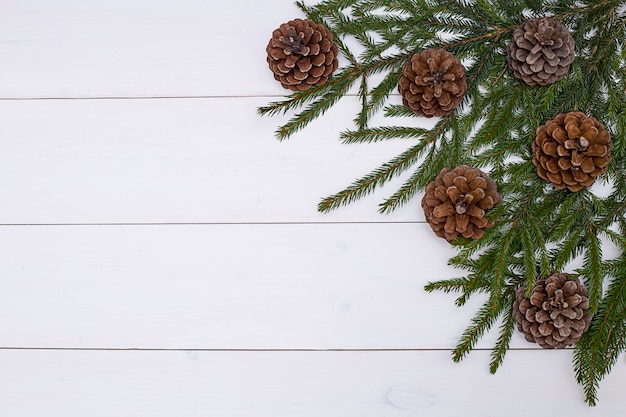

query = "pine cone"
[266, 18, 339, 91]
[532, 112, 612, 192]
[398, 49, 467, 117]
[421, 165, 502, 241]
[513, 273, 592, 349]
[506, 17, 575, 86]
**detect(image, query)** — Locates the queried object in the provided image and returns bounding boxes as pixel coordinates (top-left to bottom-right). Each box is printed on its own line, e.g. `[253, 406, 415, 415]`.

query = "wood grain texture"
[0, 0, 624, 415]
[0, 98, 427, 224]
[0, 223, 486, 349]
[1, 349, 625, 417]
[0, 0, 298, 98]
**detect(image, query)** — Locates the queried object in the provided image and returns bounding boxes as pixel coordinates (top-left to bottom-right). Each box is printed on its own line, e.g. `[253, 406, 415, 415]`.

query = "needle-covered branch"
[261, 0, 626, 405]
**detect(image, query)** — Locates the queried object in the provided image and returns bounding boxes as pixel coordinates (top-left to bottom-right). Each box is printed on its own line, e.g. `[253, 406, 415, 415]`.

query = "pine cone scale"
[433, 201, 454, 218]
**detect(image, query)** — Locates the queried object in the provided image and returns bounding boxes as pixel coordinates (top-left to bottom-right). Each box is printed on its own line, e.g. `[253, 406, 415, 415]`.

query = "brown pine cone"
[398, 49, 467, 117]
[532, 112, 612, 192]
[507, 17, 575, 86]
[266, 18, 339, 91]
[513, 273, 592, 349]
[421, 165, 502, 242]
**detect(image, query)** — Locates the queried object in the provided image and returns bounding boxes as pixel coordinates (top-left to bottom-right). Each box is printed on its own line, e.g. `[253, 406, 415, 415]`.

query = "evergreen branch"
[340, 126, 429, 144]
[552, 225, 586, 271]
[578, 193, 604, 314]
[365, 68, 402, 119]
[440, 31, 502, 56]
[377, 124, 456, 213]
[424, 275, 490, 294]
[352, 0, 406, 14]
[273, 73, 360, 140]
[257, 70, 354, 118]
[465, 33, 506, 88]
[446, 230, 514, 306]
[377, 116, 461, 212]
[439, 0, 502, 28]
[464, 84, 521, 157]
[384, 104, 419, 118]
[526, 211, 551, 277]
[548, 192, 580, 241]
[317, 137, 432, 212]
[489, 295, 515, 374]
[453, 268, 496, 307]
[583, 225, 604, 314]
[264, 0, 626, 403]
[575, 262, 626, 405]
[549, 193, 589, 272]
[377, 166, 429, 213]
[421, 17, 490, 31]
[598, 225, 626, 250]
[318, 115, 455, 212]
[488, 231, 515, 305]
[452, 294, 504, 362]
[520, 221, 538, 290]
[355, 75, 370, 130]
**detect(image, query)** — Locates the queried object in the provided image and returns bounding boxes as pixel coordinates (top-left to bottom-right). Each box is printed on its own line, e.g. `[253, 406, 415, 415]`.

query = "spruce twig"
[261, 0, 626, 405]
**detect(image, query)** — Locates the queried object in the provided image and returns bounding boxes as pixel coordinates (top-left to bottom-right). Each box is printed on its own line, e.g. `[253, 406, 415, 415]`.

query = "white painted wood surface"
[1, 1, 624, 415]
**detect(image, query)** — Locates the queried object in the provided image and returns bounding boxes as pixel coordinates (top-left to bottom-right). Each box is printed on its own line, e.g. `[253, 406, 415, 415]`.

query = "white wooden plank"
[0, 349, 624, 416]
[0, 0, 322, 98]
[0, 97, 431, 224]
[0, 223, 509, 350]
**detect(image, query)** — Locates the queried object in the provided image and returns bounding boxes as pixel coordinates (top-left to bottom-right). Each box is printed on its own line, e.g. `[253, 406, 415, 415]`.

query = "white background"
[0, 1, 624, 415]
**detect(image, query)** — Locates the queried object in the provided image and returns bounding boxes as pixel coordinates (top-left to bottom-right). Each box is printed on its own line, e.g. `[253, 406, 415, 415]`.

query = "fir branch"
[378, 166, 430, 213]
[526, 210, 551, 277]
[443, 233, 512, 307]
[263, 0, 626, 403]
[383, 104, 419, 118]
[453, 268, 497, 306]
[463, 83, 522, 157]
[520, 222, 539, 291]
[316, 136, 433, 212]
[257, 71, 353, 118]
[364, 69, 402, 119]
[489, 294, 515, 374]
[355, 75, 370, 130]
[340, 126, 429, 143]
[582, 224, 604, 314]
[270, 73, 360, 140]
[438, 0, 506, 28]
[424, 275, 490, 295]
[489, 232, 514, 307]
[440, 31, 502, 56]
[452, 293, 505, 362]
[378, 118, 461, 213]
[575, 192, 605, 314]
[318, 115, 455, 212]
[574, 257, 626, 405]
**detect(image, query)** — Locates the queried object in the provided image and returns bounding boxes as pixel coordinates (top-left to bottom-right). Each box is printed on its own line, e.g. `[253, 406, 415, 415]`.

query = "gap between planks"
[0, 347, 546, 352]
[0, 221, 426, 227]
